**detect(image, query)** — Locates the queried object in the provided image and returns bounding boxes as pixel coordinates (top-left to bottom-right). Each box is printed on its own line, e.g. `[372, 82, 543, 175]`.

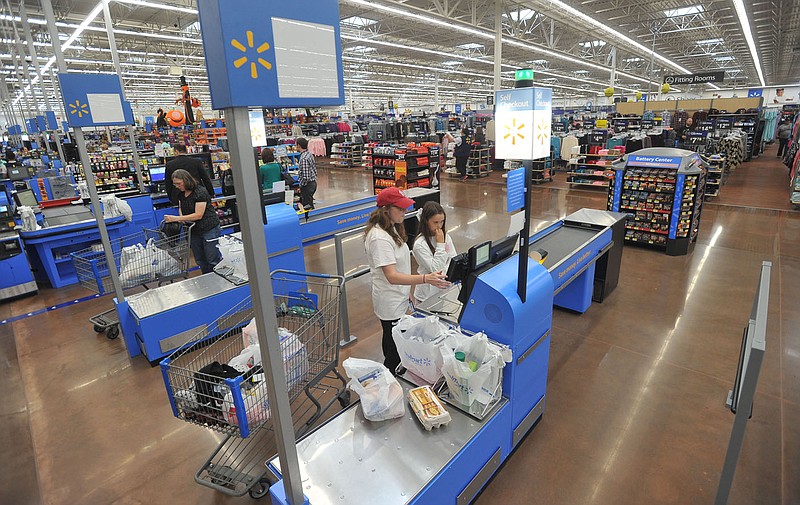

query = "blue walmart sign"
[197, 0, 345, 109]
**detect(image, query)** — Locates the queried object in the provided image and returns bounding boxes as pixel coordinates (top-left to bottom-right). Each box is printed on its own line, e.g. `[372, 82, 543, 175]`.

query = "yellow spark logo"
[536, 120, 550, 145]
[503, 118, 525, 145]
[231, 31, 273, 79]
[69, 100, 89, 118]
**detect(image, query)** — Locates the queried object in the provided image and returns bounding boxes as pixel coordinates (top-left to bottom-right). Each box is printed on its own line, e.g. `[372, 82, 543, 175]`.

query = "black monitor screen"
[491, 233, 518, 264]
[13, 189, 39, 208]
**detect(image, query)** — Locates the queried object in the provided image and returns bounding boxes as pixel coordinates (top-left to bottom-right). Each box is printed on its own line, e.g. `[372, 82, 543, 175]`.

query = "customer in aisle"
[165, 143, 214, 205]
[454, 128, 472, 181]
[777, 120, 792, 158]
[413, 201, 457, 304]
[296, 137, 317, 210]
[259, 148, 282, 192]
[164, 169, 221, 274]
[676, 117, 695, 148]
[364, 188, 449, 373]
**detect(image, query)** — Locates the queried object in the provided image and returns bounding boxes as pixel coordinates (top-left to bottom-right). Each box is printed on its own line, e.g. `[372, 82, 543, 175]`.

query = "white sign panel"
[494, 87, 552, 160]
[86, 93, 125, 123]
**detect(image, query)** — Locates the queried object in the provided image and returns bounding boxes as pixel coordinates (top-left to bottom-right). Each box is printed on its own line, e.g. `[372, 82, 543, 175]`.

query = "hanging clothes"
[486, 119, 496, 143]
[560, 135, 579, 160]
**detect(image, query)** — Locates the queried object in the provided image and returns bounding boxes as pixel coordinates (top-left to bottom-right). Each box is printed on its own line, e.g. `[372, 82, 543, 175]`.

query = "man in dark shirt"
[164, 143, 215, 205]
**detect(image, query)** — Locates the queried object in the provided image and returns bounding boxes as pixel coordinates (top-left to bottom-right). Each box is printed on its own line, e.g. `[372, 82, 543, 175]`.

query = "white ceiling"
[1, 0, 797, 119]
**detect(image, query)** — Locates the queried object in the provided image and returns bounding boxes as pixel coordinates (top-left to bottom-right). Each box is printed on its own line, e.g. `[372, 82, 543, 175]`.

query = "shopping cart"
[70, 222, 193, 339]
[160, 270, 349, 499]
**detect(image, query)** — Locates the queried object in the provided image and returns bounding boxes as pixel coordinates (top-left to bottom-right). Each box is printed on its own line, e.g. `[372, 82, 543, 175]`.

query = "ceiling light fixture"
[731, 0, 766, 86]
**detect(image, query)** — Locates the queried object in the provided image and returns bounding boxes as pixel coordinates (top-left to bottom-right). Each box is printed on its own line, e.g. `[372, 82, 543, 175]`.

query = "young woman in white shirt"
[364, 188, 449, 373]
[413, 201, 457, 304]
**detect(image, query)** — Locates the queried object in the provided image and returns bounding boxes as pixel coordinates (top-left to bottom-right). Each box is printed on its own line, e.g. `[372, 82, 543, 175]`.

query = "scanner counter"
[266, 208, 625, 505]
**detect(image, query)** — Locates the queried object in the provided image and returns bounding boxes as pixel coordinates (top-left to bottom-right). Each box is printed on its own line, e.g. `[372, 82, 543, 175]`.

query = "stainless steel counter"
[127, 273, 239, 319]
[270, 379, 505, 505]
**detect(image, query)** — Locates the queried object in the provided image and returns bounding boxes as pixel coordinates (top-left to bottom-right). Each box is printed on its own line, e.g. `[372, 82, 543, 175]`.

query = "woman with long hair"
[164, 169, 221, 273]
[412, 201, 457, 304]
[364, 188, 449, 373]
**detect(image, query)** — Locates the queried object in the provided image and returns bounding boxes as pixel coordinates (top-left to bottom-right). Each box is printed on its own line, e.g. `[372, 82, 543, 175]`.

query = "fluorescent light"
[574, 70, 590, 75]
[623, 57, 644, 62]
[579, 40, 606, 48]
[341, 15, 378, 28]
[664, 6, 703, 17]
[114, 0, 197, 14]
[696, 38, 723, 45]
[345, 45, 377, 53]
[457, 43, 484, 50]
[731, 0, 766, 86]
[441, 61, 463, 66]
[713, 56, 735, 62]
[529, 59, 548, 65]
[504, 9, 536, 22]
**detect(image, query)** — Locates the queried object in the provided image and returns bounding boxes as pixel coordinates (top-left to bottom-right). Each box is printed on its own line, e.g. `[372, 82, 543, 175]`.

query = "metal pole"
[225, 106, 304, 505]
[493, 0, 503, 91]
[434, 75, 439, 111]
[101, 0, 145, 193]
[649, 30, 657, 101]
[517, 159, 531, 303]
[335, 233, 357, 347]
[609, 46, 617, 105]
[41, 0, 127, 307]
[48, 67, 68, 163]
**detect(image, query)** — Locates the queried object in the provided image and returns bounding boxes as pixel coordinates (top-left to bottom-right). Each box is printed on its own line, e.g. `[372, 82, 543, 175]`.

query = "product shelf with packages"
[70, 222, 193, 339]
[159, 270, 348, 499]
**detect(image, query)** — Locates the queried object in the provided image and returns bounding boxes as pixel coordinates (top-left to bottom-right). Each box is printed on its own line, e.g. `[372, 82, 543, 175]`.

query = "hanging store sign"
[487, 95, 494, 106]
[58, 73, 134, 127]
[494, 87, 552, 160]
[627, 155, 682, 169]
[662, 72, 725, 85]
[45, 111, 58, 131]
[747, 89, 763, 98]
[197, 0, 344, 109]
[455, 103, 462, 114]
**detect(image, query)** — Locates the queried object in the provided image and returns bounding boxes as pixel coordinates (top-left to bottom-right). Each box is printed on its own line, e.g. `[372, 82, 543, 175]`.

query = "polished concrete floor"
[1, 145, 798, 505]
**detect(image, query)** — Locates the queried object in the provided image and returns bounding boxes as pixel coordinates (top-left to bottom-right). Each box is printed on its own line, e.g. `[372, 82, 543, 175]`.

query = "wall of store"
[700, 86, 800, 104]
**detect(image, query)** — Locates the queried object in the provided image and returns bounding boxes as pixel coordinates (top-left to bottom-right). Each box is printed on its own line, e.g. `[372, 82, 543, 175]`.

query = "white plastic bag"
[238, 321, 308, 389]
[19, 206, 40, 231]
[149, 241, 181, 277]
[119, 243, 155, 287]
[342, 357, 405, 422]
[214, 235, 248, 279]
[227, 344, 262, 373]
[101, 195, 120, 218]
[392, 315, 452, 383]
[439, 332, 510, 413]
[116, 197, 133, 221]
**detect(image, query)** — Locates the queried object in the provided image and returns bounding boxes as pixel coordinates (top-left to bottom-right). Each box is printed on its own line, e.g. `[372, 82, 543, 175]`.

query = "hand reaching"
[426, 271, 450, 289]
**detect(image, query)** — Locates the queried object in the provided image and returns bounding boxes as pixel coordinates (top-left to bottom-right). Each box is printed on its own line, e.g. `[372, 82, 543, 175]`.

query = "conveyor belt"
[532, 225, 600, 271]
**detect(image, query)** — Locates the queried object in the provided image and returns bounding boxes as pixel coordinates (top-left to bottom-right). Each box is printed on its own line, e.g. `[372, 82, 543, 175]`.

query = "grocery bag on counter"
[213, 235, 248, 281]
[343, 357, 405, 422]
[440, 331, 511, 413]
[100, 195, 132, 221]
[19, 206, 40, 231]
[391, 315, 452, 383]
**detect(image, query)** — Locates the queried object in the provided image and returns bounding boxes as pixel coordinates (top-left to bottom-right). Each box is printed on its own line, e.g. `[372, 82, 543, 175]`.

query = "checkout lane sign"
[494, 87, 552, 160]
[196, 0, 345, 109]
[57, 73, 134, 127]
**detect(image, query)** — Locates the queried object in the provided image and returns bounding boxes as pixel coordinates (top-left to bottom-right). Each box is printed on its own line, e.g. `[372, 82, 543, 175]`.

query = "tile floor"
[1, 146, 797, 505]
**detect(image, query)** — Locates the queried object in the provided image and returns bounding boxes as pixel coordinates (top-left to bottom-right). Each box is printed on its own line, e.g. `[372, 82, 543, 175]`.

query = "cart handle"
[270, 269, 345, 286]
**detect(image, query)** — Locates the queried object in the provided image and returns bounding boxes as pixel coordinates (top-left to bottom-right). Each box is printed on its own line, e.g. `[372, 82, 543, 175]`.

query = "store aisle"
[1, 156, 798, 505]
[714, 143, 794, 211]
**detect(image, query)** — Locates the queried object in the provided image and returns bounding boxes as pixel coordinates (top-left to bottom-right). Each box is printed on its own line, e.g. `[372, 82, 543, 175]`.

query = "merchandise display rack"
[567, 153, 618, 189]
[700, 154, 726, 198]
[608, 161, 706, 255]
[708, 113, 759, 160]
[371, 145, 434, 194]
[330, 142, 364, 167]
[467, 146, 491, 178]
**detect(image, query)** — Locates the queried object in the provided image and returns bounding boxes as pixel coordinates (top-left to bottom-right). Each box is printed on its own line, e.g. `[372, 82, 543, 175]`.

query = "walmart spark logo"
[503, 118, 525, 145]
[69, 100, 89, 118]
[231, 30, 273, 79]
[536, 119, 549, 145]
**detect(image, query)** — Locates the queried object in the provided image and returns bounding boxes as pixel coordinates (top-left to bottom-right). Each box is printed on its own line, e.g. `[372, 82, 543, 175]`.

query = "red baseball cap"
[376, 187, 415, 209]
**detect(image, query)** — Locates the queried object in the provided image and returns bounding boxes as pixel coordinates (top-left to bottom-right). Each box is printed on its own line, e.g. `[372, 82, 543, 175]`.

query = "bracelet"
[422, 274, 426, 284]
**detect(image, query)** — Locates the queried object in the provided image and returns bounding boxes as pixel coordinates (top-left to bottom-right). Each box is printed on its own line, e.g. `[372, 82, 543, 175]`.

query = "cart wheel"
[93, 324, 105, 333]
[249, 479, 270, 499]
[106, 325, 120, 340]
[338, 391, 351, 408]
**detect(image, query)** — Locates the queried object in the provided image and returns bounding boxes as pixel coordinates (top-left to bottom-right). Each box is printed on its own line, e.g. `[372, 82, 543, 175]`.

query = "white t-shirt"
[365, 227, 411, 321]
[412, 234, 457, 303]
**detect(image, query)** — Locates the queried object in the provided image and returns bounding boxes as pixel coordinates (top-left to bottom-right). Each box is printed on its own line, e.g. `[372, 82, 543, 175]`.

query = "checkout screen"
[475, 243, 490, 268]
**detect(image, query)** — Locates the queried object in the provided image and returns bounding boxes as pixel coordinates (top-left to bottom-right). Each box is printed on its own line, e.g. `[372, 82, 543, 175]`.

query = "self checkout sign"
[197, 0, 345, 109]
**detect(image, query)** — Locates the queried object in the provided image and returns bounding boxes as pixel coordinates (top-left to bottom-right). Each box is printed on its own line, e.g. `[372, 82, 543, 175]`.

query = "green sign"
[515, 69, 534, 81]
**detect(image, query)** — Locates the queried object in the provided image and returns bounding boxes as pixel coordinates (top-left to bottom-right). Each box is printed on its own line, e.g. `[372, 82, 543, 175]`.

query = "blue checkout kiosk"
[266, 208, 626, 505]
[0, 191, 37, 301]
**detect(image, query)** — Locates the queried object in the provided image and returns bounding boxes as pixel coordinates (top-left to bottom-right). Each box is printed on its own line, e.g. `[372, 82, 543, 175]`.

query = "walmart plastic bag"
[214, 235, 248, 282]
[392, 315, 452, 383]
[440, 331, 511, 415]
[101, 195, 131, 221]
[118, 239, 180, 287]
[19, 206, 41, 231]
[343, 357, 405, 422]
[239, 320, 308, 389]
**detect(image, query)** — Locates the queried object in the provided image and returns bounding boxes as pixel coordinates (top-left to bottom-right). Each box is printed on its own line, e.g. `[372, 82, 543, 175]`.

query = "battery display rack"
[372, 145, 435, 194]
[608, 163, 705, 256]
